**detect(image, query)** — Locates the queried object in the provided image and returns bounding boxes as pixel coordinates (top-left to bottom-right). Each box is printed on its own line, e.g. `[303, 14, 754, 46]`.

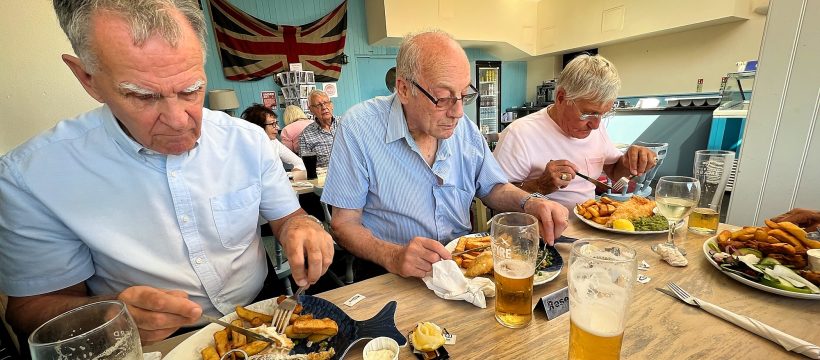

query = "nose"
[158, 97, 189, 130]
[445, 100, 464, 119]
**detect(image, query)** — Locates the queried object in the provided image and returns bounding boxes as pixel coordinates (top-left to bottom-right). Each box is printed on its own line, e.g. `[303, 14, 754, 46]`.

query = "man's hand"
[528, 160, 579, 193]
[523, 197, 569, 245]
[116, 286, 202, 344]
[621, 145, 657, 176]
[277, 215, 335, 287]
[389, 237, 452, 278]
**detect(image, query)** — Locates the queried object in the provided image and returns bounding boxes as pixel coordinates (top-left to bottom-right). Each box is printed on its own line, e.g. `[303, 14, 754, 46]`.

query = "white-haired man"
[493, 54, 657, 208]
[299, 90, 339, 167]
[0, 0, 333, 344]
[321, 30, 569, 279]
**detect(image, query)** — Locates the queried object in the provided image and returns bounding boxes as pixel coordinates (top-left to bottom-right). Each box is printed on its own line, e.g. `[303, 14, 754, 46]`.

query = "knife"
[451, 244, 490, 257]
[201, 314, 278, 345]
[655, 287, 678, 299]
[574, 171, 613, 191]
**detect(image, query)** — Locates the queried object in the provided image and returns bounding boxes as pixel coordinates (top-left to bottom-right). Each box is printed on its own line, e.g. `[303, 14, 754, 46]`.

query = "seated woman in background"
[279, 105, 314, 154]
[240, 104, 306, 180]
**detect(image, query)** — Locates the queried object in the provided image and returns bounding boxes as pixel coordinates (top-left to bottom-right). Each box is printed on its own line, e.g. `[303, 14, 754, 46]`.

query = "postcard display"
[277, 71, 317, 115]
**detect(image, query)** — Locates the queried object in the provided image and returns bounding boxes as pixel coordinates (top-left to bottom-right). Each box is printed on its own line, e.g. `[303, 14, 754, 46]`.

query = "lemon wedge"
[411, 322, 445, 351]
[612, 219, 635, 231]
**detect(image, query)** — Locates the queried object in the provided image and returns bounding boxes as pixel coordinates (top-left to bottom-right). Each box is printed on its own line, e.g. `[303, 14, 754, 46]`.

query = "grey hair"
[307, 90, 329, 104]
[557, 54, 621, 104]
[52, 0, 207, 73]
[396, 29, 457, 96]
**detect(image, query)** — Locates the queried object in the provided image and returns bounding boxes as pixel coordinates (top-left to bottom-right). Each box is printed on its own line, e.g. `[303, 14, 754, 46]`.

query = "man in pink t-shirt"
[493, 54, 657, 209]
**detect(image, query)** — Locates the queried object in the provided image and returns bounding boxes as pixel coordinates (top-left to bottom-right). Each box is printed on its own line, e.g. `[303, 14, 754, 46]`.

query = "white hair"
[557, 54, 621, 104]
[396, 29, 458, 96]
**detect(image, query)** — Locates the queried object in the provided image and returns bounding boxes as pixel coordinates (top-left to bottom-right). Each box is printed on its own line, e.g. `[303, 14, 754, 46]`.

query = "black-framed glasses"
[264, 122, 278, 128]
[569, 100, 614, 122]
[411, 80, 478, 109]
[309, 101, 332, 109]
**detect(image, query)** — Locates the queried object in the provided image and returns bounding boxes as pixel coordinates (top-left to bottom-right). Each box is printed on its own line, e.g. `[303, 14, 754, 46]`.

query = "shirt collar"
[384, 94, 454, 161]
[102, 105, 200, 158]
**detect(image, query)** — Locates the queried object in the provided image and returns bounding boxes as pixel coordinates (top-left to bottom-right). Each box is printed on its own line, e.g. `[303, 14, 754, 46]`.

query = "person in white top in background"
[241, 104, 307, 180]
[493, 54, 657, 208]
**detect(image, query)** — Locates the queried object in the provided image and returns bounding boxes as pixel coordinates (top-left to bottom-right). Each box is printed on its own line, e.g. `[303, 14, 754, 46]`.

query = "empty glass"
[28, 300, 142, 360]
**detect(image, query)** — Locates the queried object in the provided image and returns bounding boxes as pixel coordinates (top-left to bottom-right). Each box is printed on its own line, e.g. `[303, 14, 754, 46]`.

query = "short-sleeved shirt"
[298, 117, 338, 167]
[0, 106, 300, 317]
[321, 94, 508, 244]
[493, 107, 622, 208]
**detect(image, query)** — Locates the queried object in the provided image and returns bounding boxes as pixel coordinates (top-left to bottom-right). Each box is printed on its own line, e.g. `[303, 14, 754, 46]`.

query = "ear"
[395, 76, 412, 105]
[62, 54, 104, 103]
[554, 88, 567, 106]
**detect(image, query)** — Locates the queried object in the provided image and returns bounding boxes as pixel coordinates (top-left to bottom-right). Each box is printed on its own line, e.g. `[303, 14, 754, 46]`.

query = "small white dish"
[808, 249, 820, 271]
[363, 337, 399, 360]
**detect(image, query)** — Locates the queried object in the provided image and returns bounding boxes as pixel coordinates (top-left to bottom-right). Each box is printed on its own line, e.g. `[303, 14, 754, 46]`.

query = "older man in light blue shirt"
[0, 0, 333, 344]
[321, 30, 568, 278]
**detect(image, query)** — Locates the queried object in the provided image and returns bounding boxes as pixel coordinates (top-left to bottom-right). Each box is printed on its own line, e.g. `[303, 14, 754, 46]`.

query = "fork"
[272, 285, 308, 333]
[666, 283, 820, 358]
[611, 174, 636, 192]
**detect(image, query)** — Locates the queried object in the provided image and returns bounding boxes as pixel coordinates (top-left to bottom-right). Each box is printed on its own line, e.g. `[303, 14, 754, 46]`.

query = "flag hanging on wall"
[207, 0, 347, 82]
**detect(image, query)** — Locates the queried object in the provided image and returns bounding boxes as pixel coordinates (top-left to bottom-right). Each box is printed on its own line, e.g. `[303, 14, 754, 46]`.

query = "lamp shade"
[208, 89, 239, 110]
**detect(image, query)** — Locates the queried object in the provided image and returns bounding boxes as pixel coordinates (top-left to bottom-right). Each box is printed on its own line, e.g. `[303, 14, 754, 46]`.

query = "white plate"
[444, 234, 562, 286]
[702, 237, 820, 300]
[164, 298, 279, 359]
[573, 207, 680, 235]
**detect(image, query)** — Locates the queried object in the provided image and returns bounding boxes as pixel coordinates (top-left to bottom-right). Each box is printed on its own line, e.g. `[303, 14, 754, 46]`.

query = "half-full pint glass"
[690, 150, 735, 234]
[491, 212, 539, 328]
[568, 239, 637, 360]
[29, 300, 143, 360]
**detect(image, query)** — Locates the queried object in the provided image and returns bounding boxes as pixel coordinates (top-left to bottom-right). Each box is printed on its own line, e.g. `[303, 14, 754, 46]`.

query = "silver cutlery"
[574, 171, 613, 191]
[660, 283, 820, 359]
[272, 285, 308, 333]
[201, 314, 278, 345]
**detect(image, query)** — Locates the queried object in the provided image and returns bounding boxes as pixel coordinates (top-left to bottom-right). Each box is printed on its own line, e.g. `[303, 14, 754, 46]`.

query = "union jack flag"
[207, 0, 347, 82]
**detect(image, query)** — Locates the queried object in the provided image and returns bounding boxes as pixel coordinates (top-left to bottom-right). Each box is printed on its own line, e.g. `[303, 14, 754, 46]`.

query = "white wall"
[0, 0, 99, 155]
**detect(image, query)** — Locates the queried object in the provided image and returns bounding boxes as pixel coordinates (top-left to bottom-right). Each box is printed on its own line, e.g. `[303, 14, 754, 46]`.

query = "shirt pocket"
[210, 183, 261, 249]
[585, 156, 606, 178]
[435, 185, 474, 231]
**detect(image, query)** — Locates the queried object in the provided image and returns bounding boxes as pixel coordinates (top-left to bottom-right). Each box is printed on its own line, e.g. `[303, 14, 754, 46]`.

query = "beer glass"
[29, 300, 143, 360]
[302, 153, 318, 180]
[568, 239, 637, 360]
[490, 212, 539, 328]
[689, 150, 735, 234]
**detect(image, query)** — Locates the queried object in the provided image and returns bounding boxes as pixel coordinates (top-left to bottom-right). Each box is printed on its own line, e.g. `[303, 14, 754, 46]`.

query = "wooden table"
[145, 219, 820, 359]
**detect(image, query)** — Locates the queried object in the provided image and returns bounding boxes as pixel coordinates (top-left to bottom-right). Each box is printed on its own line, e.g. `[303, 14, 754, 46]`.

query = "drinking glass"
[567, 238, 637, 360]
[28, 300, 143, 360]
[301, 153, 318, 180]
[490, 212, 540, 328]
[651, 176, 701, 255]
[689, 150, 735, 234]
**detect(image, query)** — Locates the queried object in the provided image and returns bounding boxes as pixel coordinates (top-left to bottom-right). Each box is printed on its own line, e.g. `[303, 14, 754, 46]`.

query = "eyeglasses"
[411, 80, 478, 109]
[309, 101, 332, 109]
[264, 122, 278, 128]
[570, 100, 614, 122]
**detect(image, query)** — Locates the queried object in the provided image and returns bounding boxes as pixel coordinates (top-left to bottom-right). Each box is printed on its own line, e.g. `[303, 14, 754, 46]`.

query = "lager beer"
[494, 259, 535, 328]
[568, 307, 624, 360]
[689, 207, 719, 234]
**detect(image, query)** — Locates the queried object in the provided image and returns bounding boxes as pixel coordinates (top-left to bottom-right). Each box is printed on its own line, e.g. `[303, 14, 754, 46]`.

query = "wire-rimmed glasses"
[411, 80, 478, 109]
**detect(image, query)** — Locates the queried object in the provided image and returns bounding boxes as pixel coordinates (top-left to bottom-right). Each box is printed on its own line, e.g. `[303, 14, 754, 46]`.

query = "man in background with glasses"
[299, 90, 339, 167]
[320, 30, 568, 279]
[493, 54, 657, 208]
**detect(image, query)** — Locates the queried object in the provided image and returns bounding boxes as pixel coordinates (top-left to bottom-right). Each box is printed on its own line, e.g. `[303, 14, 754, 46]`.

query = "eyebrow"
[118, 79, 205, 95]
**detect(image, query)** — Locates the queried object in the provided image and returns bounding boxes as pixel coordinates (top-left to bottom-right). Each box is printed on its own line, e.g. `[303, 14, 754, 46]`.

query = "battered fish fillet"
[606, 196, 656, 226]
[465, 251, 493, 277]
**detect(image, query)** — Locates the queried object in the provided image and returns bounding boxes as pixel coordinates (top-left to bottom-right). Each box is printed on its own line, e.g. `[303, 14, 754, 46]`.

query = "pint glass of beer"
[567, 239, 637, 360]
[490, 212, 539, 328]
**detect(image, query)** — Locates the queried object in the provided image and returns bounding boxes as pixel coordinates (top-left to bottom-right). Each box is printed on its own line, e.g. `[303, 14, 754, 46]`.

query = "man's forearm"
[482, 183, 529, 213]
[6, 283, 113, 335]
[331, 220, 402, 273]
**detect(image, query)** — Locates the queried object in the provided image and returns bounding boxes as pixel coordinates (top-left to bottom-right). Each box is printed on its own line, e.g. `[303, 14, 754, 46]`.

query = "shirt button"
[182, 215, 190, 223]
[195, 257, 203, 264]
[170, 170, 178, 178]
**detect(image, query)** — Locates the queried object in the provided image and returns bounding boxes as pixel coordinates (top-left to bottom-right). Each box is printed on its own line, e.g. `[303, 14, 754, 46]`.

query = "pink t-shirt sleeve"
[493, 128, 532, 183]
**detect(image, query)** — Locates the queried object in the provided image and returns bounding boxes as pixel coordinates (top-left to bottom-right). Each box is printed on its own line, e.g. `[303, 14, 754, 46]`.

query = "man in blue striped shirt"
[321, 30, 569, 278]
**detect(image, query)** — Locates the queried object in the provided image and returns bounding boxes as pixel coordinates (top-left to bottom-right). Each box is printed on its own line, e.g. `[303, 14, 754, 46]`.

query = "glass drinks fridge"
[490, 212, 539, 328]
[689, 150, 735, 234]
[568, 239, 637, 360]
[28, 300, 143, 359]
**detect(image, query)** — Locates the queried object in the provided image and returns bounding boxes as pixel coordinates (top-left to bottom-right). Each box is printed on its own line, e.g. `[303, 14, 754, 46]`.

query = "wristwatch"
[520, 192, 550, 210]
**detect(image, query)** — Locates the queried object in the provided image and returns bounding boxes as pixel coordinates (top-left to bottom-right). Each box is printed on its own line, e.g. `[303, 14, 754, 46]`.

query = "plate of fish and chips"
[165, 295, 406, 360]
[444, 233, 563, 286]
[574, 196, 681, 235]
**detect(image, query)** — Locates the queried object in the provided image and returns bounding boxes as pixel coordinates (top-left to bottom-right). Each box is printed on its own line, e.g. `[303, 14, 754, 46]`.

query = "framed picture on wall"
[261, 91, 277, 110]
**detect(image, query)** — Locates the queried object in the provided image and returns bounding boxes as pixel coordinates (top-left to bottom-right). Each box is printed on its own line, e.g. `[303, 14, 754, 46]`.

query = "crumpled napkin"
[422, 260, 496, 308]
[143, 352, 162, 360]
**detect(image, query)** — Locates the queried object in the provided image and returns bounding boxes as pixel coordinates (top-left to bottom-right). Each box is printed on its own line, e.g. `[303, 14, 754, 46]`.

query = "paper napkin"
[422, 260, 496, 308]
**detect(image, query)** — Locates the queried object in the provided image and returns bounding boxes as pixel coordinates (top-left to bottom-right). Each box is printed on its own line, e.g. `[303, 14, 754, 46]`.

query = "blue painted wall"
[200, 0, 527, 127]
